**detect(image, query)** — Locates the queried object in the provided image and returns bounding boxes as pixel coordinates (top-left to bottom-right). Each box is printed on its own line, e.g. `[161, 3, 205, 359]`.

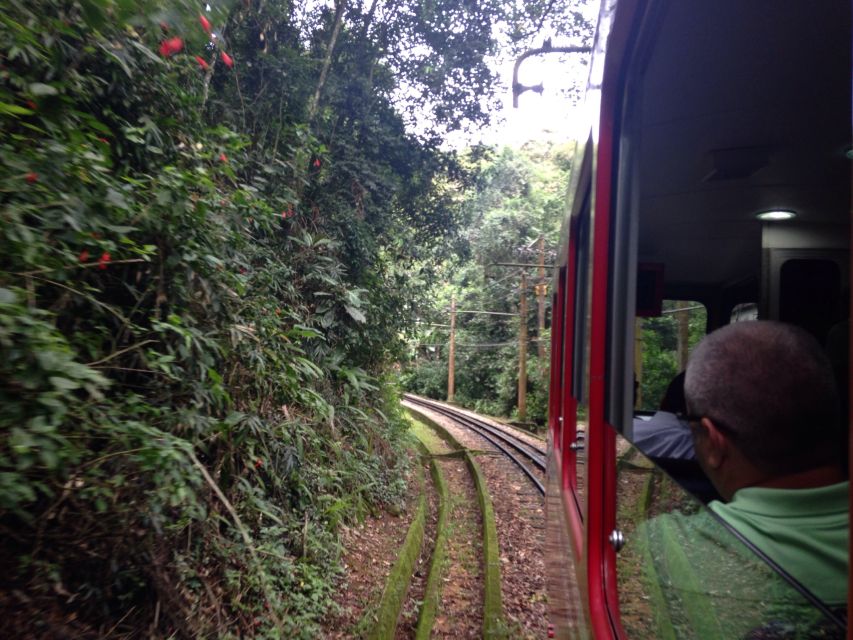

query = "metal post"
[448, 296, 456, 402]
[518, 273, 528, 421]
[537, 235, 547, 359]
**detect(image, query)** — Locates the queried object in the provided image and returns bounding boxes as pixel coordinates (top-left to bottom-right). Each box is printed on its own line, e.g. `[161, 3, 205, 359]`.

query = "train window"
[634, 301, 706, 413]
[571, 212, 592, 404]
[615, 435, 845, 638]
[730, 302, 758, 323]
[565, 201, 593, 513]
[549, 266, 567, 449]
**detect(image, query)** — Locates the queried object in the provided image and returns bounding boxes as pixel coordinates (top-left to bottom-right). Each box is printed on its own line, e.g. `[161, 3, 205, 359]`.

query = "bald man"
[684, 320, 848, 607]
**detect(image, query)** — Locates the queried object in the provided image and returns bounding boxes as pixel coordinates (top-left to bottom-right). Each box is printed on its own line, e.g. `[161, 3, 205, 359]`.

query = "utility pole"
[634, 317, 644, 409]
[536, 235, 547, 359]
[676, 301, 690, 371]
[447, 296, 456, 402]
[518, 273, 528, 421]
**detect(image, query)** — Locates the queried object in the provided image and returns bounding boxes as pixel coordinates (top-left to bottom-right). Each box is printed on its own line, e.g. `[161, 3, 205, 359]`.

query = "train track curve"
[403, 393, 546, 495]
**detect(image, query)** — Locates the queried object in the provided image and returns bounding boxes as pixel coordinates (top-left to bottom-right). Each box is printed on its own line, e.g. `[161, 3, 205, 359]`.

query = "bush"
[0, 1, 421, 635]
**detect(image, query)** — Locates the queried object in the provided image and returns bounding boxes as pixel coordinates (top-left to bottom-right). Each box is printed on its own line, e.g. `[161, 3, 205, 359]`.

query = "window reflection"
[615, 433, 844, 639]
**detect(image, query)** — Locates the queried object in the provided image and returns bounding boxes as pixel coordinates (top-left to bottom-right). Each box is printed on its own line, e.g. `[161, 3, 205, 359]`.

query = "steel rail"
[404, 394, 545, 495]
[405, 394, 546, 462]
[449, 410, 546, 469]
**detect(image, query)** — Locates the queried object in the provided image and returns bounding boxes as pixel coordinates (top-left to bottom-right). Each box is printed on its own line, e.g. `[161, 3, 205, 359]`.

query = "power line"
[662, 304, 705, 315]
[490, 261, 556, 269]
[414, 342, 516, 349]
[444, 309, 518, 317]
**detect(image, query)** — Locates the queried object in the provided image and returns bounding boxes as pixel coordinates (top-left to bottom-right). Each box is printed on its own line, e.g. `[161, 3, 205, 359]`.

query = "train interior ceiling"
[628, 1, 851, 336]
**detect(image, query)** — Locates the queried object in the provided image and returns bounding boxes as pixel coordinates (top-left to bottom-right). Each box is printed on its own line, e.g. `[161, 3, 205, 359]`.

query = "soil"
[395, 460, 439, 639]
[430, 456, 484, 639]
[321, 452, 422, 638]
[410, 412, 485, 638]
[324, 402, 549, 638]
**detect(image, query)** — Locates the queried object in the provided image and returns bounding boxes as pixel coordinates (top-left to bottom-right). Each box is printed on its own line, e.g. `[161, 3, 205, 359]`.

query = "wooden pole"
[634, 317, 644, 409]
[448, 296, 456, 402]
[677, 301, 690, 371]
[518, 273, 528, 421]
[537, 235, 547, 359]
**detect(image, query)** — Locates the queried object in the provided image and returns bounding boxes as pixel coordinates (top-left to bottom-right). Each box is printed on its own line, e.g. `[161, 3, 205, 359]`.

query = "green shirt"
[710, 481, 849, 607]
[633, 479, 848, 638]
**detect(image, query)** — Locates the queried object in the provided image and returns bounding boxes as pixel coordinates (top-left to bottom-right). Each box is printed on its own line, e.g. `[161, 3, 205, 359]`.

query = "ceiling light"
[756, 209, 796, 221]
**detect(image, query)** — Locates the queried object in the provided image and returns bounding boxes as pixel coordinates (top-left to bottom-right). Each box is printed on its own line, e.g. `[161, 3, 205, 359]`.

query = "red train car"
[546, 1, 851, 637]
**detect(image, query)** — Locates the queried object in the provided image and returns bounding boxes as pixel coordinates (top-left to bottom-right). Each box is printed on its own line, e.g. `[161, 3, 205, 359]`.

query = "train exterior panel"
[546, 1, 851, 637]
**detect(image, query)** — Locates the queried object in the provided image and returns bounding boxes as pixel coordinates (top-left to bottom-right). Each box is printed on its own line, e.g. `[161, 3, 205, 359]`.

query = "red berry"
[97, 251, 111, 269]
[78, 249, 90, 263]
[219, 153, 228, 162]
[220, 51, 234, 68]
[25, 172, 38, 183]
[195, 56, 210, 70]
[199, 15, 212, 34]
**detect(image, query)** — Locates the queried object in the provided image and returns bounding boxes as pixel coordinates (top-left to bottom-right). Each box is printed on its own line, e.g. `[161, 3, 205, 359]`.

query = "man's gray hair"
[684, 321, 840, 474]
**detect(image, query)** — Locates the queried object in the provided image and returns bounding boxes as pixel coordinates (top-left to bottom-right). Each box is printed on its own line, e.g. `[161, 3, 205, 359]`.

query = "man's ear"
[699, 416, 729, 469]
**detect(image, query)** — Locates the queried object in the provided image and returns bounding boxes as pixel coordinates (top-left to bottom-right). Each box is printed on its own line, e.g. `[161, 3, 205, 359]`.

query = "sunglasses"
[676, 412, 739, 440]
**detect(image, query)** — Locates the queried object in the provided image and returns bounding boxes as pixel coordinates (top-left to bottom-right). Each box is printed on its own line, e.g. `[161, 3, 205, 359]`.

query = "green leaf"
[48, 376, 81, 391]
[29, 83, 58, 96]
[127, 39, 163, 65]
[39, 448, 59, 469]
[344, 305, 367, 323]
[0, 102, 34, 117]
[105, 188, 129, 210]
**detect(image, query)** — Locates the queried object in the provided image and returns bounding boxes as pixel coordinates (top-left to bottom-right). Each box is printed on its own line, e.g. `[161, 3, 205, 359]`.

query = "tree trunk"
[307, 0, 347, 124]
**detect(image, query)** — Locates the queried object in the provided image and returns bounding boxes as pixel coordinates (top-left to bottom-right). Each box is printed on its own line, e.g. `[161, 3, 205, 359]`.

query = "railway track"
[403, 393, 546, 495]
[403, 394, 549, 636]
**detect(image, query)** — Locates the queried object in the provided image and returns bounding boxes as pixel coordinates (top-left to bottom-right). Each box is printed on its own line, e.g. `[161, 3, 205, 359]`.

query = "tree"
[403, 142, 573, 425]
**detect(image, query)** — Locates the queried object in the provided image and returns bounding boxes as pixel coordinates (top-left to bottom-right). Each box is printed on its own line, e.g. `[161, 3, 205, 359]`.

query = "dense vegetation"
[0, 0, 590, 636]
[401, 146, 707, 425]
[402, 143, 573, 425]
[637, 302, 707, 411]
